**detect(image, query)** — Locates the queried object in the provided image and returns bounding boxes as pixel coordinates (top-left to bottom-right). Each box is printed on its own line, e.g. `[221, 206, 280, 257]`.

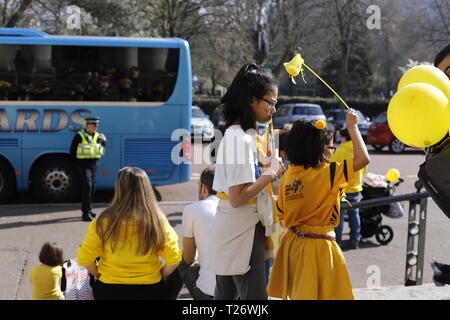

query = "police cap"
[85, 117, 101, 124]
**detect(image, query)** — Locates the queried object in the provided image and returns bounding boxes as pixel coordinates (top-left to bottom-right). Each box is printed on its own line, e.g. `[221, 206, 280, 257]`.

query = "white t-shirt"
[213, 125, 259, 192]
[182, 195, 219, 296]
[208, 125, 268, 276]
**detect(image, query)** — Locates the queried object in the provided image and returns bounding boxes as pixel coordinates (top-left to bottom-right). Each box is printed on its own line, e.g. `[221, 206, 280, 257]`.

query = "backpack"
[418, 137, 450, 218]
[61, 259, 95, 300]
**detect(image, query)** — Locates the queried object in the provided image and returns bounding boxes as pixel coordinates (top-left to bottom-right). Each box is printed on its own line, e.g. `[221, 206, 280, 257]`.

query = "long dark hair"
[221, 63, 277, 131]
[285, 119, 335, 169]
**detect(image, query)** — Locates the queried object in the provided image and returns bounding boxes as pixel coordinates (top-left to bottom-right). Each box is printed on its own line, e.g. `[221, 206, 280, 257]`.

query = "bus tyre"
[31, 158, 80, 203]
[0, 159, 15, 204]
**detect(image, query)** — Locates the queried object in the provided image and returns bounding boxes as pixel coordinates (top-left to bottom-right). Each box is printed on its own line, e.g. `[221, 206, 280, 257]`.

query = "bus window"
[0, 44, 180, 102]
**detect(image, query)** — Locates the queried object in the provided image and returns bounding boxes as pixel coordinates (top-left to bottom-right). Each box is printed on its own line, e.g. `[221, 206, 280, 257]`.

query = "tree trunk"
[5, 0, 33, 27]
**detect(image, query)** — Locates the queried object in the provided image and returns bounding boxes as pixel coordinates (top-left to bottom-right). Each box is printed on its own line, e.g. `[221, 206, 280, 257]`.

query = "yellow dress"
[267, 160, 355, 300]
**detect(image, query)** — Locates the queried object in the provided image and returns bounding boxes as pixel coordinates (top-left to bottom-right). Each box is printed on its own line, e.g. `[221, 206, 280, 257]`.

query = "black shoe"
[350, 241, 359, 249]
[82, 214, 93, 222]
[89, 212, 97, 218]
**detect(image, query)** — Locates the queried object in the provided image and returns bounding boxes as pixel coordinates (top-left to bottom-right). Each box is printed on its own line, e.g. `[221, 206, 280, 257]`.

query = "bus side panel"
[0, 137, 22, 191]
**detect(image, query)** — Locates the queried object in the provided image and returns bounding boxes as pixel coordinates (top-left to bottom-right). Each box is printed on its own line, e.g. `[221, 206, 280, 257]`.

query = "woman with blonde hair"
[77, 166, 181, 300]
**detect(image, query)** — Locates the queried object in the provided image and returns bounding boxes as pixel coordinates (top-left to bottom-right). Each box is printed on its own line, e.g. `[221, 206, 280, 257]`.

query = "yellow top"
[276, 160, 355, 228]
[77, 217, 181, 285]
[28, 264, 63, 300]
[330, 141, 368, 193]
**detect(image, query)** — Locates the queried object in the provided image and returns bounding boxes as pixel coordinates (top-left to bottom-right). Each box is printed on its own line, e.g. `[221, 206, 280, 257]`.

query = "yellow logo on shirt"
[285, 178, 304, 201]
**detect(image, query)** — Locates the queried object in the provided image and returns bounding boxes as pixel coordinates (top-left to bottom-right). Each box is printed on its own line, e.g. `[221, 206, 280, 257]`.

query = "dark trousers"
[214, 222, 267, 300]
[92, 280, 166, 300]
[178, 260, 213, 300]
[80, 167, 97, 215]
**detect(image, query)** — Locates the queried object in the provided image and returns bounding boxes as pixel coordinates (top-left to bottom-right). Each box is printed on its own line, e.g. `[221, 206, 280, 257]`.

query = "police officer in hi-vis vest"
[70, 117, 106, 221]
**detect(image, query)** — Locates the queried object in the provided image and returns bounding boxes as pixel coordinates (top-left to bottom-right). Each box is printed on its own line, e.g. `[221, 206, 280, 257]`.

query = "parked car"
[191, 106, 214, 141]
[324, 109, 372, 142]
[272, 103, 326, 129]
[367, 112, 406, 154]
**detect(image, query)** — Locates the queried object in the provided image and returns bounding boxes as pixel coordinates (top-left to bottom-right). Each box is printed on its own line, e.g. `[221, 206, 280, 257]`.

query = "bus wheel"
[0, 159, 15, 204]
[31, 158, 80, 202]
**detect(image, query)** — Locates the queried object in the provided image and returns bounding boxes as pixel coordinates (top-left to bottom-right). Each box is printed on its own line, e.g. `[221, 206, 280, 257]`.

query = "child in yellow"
[29, 242, 64, 300]
[267, 109, 370, 300]
[331, 128, 369, 248]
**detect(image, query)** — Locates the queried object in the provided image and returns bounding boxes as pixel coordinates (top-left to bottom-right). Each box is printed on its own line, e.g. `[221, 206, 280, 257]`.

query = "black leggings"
[93, 280, 166, 300]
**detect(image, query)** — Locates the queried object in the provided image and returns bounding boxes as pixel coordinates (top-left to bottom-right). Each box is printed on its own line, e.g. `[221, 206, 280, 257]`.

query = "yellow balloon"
[386, 168, 400, 182]
[387, 83, 449, 148]
[398, 65, 450, 100]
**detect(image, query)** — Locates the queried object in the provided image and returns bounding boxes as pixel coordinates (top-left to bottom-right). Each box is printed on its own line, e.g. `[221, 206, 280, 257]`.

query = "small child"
[29, 242, 64, 300]
[267, 109, 370, 300]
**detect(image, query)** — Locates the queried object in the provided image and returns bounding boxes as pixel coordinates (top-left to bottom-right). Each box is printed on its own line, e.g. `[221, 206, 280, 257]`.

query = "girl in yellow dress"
[267, 109, 370, 300]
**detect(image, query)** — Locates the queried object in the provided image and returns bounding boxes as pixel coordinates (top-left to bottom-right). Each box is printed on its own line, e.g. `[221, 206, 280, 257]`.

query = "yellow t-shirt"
[276, 160, 355, 228]
[77, 217, 181, 285]
[330, 141, 368, 193]
[28, 264, 63, 300]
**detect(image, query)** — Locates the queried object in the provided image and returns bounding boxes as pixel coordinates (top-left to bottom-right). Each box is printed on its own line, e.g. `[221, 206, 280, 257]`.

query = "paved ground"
[1, 199, 450, 300]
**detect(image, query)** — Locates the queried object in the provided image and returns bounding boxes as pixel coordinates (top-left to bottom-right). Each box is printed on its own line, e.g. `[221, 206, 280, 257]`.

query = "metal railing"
[341, 190, 430, 286]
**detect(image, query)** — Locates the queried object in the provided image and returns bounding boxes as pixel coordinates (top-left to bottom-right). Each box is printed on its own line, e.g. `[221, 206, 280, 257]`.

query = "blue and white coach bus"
[0, 28, 192, 202]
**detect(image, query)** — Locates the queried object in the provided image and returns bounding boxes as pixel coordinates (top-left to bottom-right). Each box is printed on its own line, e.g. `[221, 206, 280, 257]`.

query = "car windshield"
[192, 108, 206, 118]
[293, 106, 323, 115]
[373, 112, 387, 124]
[275, 106, 291, 117]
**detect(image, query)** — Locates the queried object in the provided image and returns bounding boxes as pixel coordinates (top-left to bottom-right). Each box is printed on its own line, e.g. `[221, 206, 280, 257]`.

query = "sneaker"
[431, 259, 443, 277]
[433, 275, 445, 287]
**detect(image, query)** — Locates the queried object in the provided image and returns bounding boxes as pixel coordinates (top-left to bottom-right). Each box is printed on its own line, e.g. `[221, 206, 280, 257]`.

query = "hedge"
[193, 95, 389, 123]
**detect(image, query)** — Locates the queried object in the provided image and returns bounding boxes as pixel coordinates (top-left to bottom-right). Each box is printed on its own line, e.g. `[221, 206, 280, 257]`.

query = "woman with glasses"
[208, 63, 284, 300]
[268, 110, 370, 300]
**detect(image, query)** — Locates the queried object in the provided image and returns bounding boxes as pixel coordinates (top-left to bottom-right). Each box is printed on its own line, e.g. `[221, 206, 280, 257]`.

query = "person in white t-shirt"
[209, 63, 284, 300]
[178, 165, 219, 299]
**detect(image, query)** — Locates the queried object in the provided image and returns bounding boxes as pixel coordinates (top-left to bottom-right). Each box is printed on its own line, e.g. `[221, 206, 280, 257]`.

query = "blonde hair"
[96, 167, 166, 255]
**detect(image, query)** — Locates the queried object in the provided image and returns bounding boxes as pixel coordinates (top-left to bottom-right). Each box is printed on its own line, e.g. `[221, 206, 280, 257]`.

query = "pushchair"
[358, 174, 404, 245]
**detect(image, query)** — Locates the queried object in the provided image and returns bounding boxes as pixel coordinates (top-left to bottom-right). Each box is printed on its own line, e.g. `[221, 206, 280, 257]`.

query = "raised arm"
[346, 109, 370, 172]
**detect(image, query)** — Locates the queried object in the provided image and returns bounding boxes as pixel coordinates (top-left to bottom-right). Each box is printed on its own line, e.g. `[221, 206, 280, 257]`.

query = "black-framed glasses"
[260, 97, 277, 111]
[445, 66, 450, 79]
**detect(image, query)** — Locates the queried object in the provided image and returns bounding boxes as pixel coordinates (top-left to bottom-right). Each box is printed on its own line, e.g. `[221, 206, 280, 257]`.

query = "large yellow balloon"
[398, 65, 450, 100]
[387, 83, 449, 148]
[386, 168, 400, 182]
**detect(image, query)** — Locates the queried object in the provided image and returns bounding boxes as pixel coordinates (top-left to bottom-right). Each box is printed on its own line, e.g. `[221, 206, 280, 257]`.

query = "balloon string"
[303, 63, 350, 110]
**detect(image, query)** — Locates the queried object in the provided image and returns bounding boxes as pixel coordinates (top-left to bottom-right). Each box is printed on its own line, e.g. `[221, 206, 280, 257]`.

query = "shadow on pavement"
[0, 206, 80, 217]
[0, 216, 82, 230]
[340, 239, 380, 252]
